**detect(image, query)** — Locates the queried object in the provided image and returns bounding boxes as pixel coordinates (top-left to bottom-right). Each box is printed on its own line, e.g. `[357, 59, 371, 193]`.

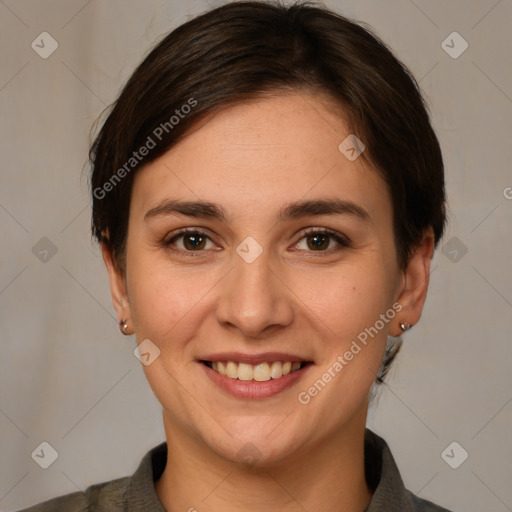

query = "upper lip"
[198, 352, 312, 365]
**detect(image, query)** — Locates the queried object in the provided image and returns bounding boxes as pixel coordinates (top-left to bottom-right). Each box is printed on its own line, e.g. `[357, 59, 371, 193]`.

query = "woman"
[21, 1, 452, 510]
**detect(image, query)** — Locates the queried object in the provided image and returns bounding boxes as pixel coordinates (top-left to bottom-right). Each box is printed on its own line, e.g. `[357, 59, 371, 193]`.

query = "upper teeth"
[211, 361, 303, 381]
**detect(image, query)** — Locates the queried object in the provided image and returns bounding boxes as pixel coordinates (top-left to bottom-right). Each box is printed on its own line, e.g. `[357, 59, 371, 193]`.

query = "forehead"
[131, 92, 391, 224]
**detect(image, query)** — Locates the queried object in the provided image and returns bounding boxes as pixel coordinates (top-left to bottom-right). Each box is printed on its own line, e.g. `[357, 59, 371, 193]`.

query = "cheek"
[125, 245, 211, 343]
[131, 278, 204, 344]
[295, 277, 393, 418]
[126, 261, 213, 414]
[299, 260, 396, 336]
[299, 259, 396, 397]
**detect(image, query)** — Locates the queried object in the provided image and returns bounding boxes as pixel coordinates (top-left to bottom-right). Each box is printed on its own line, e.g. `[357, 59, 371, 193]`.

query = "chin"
[197, 417, 308, 468]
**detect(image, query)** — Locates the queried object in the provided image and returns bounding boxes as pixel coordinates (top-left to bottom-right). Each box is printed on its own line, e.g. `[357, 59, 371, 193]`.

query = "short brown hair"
[89, 0, 446, 382]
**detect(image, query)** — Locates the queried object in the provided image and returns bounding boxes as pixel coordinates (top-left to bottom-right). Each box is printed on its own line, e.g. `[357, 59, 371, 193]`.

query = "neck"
[155, 412, 373, 512]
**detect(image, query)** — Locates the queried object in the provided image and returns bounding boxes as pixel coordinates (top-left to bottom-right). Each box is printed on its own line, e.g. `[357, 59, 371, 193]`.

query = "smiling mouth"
[200, 360, 312, 381]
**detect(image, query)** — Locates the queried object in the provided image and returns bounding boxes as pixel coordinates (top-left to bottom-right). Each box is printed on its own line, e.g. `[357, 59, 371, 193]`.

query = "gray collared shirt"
[17, 429, 453, 511]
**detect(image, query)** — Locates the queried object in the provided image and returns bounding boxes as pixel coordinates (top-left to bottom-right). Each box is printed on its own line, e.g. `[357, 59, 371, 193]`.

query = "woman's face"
[104, 92, 432, 466]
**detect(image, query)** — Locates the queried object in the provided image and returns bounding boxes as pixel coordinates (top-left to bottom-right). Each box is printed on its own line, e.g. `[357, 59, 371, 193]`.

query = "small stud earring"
[400, 322, 411, 332]
[119, 319, 130, 335]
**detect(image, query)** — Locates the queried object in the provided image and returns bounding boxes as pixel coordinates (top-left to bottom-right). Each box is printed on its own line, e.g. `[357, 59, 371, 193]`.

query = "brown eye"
[294, 228, 351, 253]
[306, 232, 330, 251]
[182, 233, 207, 250]
[166, 230, 213, 251]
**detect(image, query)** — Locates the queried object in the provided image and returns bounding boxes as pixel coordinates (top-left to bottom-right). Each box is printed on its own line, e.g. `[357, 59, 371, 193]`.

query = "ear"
[101, 242, 131, 325]
[392, 228, 435, 336]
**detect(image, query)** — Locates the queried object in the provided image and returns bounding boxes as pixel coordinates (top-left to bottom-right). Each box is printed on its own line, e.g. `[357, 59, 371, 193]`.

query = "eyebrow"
[144, 198, 370, 223]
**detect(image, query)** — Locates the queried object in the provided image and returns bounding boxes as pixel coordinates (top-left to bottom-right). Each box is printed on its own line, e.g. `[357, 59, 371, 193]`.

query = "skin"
[102, 91, 434, 512]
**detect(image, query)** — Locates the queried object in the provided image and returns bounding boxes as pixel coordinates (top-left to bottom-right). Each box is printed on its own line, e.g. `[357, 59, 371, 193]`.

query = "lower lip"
[199, 362, 313, 399]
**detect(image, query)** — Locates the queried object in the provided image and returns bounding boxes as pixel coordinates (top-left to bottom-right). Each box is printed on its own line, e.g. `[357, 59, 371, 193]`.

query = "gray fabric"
[17, 429, 452, 512]
[362, 430, 452, 512]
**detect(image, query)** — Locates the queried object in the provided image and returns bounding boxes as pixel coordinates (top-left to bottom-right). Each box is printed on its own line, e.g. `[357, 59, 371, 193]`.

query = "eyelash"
[164, 227, 351, 257]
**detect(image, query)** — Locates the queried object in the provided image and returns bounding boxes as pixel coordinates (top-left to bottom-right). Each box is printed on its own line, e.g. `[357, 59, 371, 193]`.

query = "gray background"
[1, 1, 511, 511]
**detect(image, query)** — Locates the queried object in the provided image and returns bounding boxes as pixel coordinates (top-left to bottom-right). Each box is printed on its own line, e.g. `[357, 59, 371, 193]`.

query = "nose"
[214, 248, 294, 338]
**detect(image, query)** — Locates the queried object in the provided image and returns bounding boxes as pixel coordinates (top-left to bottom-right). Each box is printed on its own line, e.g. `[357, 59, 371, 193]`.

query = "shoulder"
[15, 475, 130, 512]
[15, 442, 167, 512]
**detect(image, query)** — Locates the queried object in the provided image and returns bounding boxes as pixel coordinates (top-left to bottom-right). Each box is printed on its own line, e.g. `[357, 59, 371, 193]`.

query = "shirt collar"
[125, 428, 416, 511]
[363, 428, 415, 510]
